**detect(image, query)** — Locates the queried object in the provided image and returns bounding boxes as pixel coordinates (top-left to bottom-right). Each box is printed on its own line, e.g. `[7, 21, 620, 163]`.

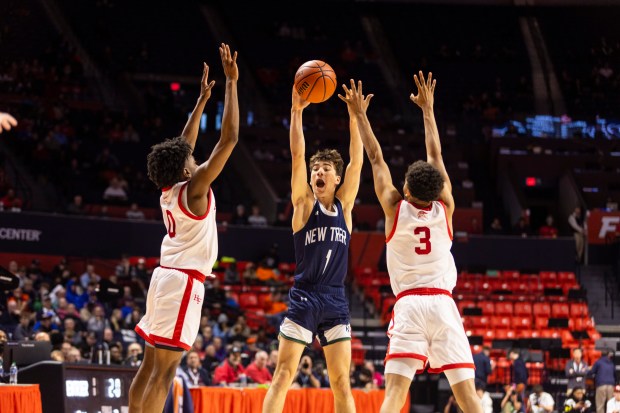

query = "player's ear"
[335, 175, 341, 185]
[183, 168, 191, 179]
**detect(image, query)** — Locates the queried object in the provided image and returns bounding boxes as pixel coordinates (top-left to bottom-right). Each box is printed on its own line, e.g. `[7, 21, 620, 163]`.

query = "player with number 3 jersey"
[128, 44, 239, 413]
[344, 73, 482, 413]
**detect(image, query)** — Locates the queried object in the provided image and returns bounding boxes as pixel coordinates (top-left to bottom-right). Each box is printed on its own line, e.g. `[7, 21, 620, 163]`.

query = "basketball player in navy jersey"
[262, 81, 372, 413]
[342, 74, 482, 413]
[128, 44, 238, 413]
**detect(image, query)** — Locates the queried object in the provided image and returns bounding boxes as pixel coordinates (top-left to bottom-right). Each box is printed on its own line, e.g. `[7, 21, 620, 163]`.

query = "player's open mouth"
[316, 179, 325, 188]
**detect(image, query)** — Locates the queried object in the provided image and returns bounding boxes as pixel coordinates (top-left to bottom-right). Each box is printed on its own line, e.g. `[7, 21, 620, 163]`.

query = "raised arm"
[290, 88, 314, 232]
[411, 71, 454, 215]
[187, 44, 239, 208]
[342, 80, 401, 234]
[336, 80, 367, 227]
[181, 64, 215, 150]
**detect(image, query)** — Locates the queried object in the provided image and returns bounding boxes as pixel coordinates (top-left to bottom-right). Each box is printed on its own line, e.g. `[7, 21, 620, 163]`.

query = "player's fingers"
[0, 119, 10, 131]
[427, 72, 432, 88]
[232, 51, 238, 63]
[203, 64, 210, 81]
[341, 84, 350, 94]
[366, 94, 374, 105]
[208, 80, 215, 89]
[349, 78, 356, 93]
[410, 93, 417, 102]
[432, 79, 437, 92]
[358, 80, 363, 96]
[337, 94, 347, 102]
[413, 74, 422, 91]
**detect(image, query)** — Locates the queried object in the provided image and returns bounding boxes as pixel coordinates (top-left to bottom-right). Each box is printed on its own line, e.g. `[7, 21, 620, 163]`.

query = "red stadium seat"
[478, 301, 495, 315]
[471, 316, 491, 328]
[457, 300, 476, 314]
[512, 316, 532, 329]
[552, 303, 570, 318]
[526, 362, 545, 385]
[540, 271, 557, 282]
[535, 317, 549, 330]
[502, 270, 520, 279]
[492, 316, 511, 329]
[495, 302, 514, 316]
[514, 302, 533, 316]
[570, 303, 588, 318]
[239, 293, 259, 308]
[533, 303, 551, 318]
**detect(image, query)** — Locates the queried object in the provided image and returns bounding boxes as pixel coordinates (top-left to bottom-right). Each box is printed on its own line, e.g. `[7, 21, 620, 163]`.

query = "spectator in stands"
[213, 347, 245, 385]
[126, 203, 145, 220]
[267, 349, 278, 375]
[313, 360, 330, 388]
[213, 336, 227, 362]
[191, 335, 206, 359]
[202, 344, 219, 375]
[607, 386, 620, 413]
[564, 387, 593, 413]
[103, 177, 128, 203]
[248, 204, 268, 227]
[273, 212, 290, 227]
[512, 217, 532, 237]
[66, 347, 83, 363]
[566, 348, 589, 394]
[291, 355, 320, 388]
[66, 194, 86, 215]
[80, 264, 101, 289]
[473, 346, 492, 388]
[232, 204, 248, 225]
[538, 215, 558, 238]
[242, 262, 259, 284]
[0, 112, 17, 133]
[509, 349, 528, 394]
[125, 343, 143, 367]
[569, 207, 586, 263]
[477, 384, 493, 413]
[489, 217, 504, 235]
[182, 350, 211, 387]
[34, 331, 51, 341]
[87, 305, 110, 338]
[245, 350, 273, 384]
[0, 329, 6, 362]
[224, 262, 240, 284]
[13, 313, 34, 341]
[500, 384, 523, 413]
[110, 342, 124, 365]
[590, 350, 617, 413]
[0, 188, 23, 211]
[527, 384, 554, 413]
[34, 309, 59, 333]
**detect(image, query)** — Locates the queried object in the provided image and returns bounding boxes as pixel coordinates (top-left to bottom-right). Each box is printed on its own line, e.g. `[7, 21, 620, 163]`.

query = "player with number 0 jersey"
[343, 74, 482, 413]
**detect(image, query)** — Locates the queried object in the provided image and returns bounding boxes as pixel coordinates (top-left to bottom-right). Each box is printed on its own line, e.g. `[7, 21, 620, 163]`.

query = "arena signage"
[587, 210, 620, 244]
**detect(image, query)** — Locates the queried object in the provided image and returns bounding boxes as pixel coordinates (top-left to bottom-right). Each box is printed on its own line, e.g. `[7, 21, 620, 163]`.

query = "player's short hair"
[405, 160, 444, 202]
[309, 149, 344, 177]
[147, 137, 192, 189]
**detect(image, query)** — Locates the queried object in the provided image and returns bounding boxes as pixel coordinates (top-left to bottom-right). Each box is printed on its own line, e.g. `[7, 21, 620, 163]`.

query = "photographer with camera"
[291, 355, 320, 389]
[527, 385, 554, 413]
[501, 384, 524, 413]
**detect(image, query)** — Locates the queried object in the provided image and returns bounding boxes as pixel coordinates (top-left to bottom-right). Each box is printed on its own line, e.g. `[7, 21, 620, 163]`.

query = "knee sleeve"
[445, 368, 475, 386]
[384, 358, 424, 380]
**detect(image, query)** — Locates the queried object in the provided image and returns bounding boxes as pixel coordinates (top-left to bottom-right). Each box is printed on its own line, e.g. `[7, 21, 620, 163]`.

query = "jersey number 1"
[165, 210, 176, 238]
[414, 227, 431, 255]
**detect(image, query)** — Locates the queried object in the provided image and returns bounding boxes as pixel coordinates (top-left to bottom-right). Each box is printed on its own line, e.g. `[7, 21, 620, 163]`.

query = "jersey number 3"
[165, 210, 176, 238]
[414, 227, 431, 255]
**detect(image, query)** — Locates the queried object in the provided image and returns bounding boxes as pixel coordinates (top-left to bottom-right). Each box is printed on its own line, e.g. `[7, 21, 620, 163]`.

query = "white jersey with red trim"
[386, 200, 456, 295]
[159, 181, 217, 277]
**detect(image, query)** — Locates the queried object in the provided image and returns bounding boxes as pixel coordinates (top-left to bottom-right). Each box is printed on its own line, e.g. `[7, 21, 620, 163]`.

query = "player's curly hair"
[146, 137, 192, 189]
[405, 160, 444, 202]
[309, 149, 344, 177]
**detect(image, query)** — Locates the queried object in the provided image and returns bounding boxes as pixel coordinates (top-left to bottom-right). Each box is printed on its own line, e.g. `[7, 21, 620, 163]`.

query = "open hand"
[0, 112, 17, 133]
[410, 71, 436, 111]
[199, 63, 216, 101]
[338, 79, 373, 115]
[292, 86, 311, 111]
[219, 43, 238, 81]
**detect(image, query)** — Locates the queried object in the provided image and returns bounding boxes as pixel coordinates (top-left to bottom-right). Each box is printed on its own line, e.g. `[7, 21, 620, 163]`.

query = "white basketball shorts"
[135, 266, 205, 351]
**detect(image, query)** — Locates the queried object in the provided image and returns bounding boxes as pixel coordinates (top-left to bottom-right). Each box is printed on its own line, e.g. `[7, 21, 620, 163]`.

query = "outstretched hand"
[292, 86, 311, 111]
[0, 112, 17, 133]
[219, 43, 239, 81]
[410, 71, 436, 111]
[338, 79, 373, 115]
[199, 63, 216, 101]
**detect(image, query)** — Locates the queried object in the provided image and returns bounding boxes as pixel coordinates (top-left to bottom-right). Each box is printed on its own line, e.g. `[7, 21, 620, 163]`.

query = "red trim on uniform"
[149, 333, 192, 351]
[396, 288, 452, 301]
[386, 201, 403, 243]
[160, 266, 207, 283]
[178, 182, 210, 220]
[172, 276, 194, 342]
[427, 363, 475, 374]
[438, 200, 453, 240]
[161, 186, 173, 192]
[135, 325, 154, 346]
[408, 200, 433, 211]
[385, 352, 428, 363]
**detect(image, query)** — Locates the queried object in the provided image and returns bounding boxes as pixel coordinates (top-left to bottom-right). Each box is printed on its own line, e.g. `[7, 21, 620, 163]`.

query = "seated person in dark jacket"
[181, 350, 211, 387]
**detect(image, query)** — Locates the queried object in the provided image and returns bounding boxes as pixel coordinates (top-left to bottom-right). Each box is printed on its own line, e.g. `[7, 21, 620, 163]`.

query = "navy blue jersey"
[293, 198, 350, 288]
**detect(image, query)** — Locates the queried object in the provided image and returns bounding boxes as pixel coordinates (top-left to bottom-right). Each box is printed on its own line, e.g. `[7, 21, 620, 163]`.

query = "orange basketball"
[294, 60, 337, 103]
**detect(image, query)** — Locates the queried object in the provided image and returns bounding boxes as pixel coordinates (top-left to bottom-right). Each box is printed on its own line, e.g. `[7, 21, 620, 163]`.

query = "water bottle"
[9, 363, 17, 385]
[239, 373, 247, 387]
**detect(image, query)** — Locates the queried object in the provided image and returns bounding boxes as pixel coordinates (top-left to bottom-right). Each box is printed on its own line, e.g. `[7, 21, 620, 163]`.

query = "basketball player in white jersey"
[128, 44, 238, 413]
[342, 73, 482, 413]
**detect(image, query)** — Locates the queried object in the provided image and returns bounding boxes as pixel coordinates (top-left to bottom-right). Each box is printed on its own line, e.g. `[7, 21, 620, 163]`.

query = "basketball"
[294, 60, 337, 103]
